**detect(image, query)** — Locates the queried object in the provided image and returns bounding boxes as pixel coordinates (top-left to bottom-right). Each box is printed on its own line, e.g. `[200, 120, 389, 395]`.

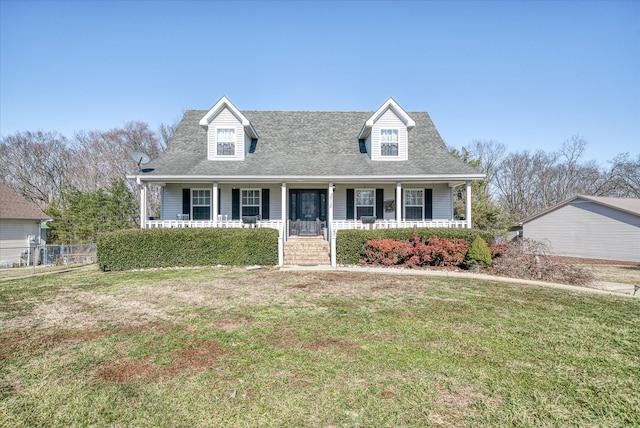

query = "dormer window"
[200, 96, 259, 161]
[358, 98, 414, 162]
[380, 129, 399, 156]
[217, 128, 235, 156]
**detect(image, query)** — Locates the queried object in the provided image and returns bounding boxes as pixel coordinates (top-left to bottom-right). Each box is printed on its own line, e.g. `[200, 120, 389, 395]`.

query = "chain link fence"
[0, 244, 97, 269]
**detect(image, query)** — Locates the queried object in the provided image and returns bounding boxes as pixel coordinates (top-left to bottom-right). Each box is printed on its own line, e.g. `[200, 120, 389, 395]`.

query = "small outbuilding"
[521, 195, 640, 263]
[0, 183, 51, 267]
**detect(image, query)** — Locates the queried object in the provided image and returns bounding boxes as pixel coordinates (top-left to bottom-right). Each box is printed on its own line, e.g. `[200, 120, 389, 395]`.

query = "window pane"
[381, 143, 398, 156]
[241, 190, 260, 217]
[193, 206, 210, 220]
[357, 207, 374, 218]
[217, 128, 235, 155]
[217, 128, 235, 141]
[405, 190, 423, 206]
[217, 142, 234, 155]
[381, 129, 398, 142]
[405, 206, 422, 220]
[192, 190, 211, 206]
[242, 206, 259, 216]
[356, 190, 374, 205]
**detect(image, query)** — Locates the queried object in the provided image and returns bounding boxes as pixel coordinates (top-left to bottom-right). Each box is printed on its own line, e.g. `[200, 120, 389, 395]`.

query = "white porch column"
[279, 183, 286, 266]
[212, 182, 218, 226]
[138, 178, 147, 229]
[396, 182, 402, 223]
[465, 180, 472, 229]
[328, 183, 334, 239]
[329, 183, 336, 267]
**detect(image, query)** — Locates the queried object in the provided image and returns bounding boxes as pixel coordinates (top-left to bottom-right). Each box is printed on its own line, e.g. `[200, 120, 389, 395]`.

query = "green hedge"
[336, 228, 495, 265]
[98, 228, 279, 271]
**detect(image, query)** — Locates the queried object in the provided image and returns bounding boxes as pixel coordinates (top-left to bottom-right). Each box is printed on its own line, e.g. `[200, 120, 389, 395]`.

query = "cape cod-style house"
[131, 97, 484, 266]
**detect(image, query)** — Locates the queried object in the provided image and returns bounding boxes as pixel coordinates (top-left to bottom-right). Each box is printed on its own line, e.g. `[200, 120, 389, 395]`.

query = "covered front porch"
[136, 179, 474, 266]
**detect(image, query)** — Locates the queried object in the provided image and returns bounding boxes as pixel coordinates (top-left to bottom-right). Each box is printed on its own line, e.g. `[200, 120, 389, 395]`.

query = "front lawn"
[1, 266, 638, 427]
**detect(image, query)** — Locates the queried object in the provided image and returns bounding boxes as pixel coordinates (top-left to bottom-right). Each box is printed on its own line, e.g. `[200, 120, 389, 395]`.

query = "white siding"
[332, 184, 453, 221]
[432, 184, 453, 219]
[333, 186, 348, 220]
[523, 200, 640, 262]
[207, 107, 245, 161]
[0, 219, 41, 267]
[371, 108, 408, 161]
[266, 186, 282, 220]
[161, 183, 454, 223]
[218, 186, 282, 219]
[162, 184, 281, 221]
[161, 185, 183, 220]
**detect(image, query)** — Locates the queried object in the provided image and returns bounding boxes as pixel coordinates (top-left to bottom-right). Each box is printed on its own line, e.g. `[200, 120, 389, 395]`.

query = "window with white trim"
[241, 189, 260, 217]
[217, 128, 235, 156]
[356, 189, 374, 219]
[380, 129, 399, 156]
[192, 189, 211, 220]
[404, 189, 423, 220]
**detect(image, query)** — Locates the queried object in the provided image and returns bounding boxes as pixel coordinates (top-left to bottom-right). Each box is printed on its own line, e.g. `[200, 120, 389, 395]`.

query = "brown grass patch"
[268, 327, 359, 355]
[98, 339, 224, 384]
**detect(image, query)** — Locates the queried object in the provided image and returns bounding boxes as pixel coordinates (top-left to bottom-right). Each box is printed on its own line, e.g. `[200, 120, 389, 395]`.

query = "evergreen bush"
[464, 236, 493, 269]
[98, 227, 278, 271]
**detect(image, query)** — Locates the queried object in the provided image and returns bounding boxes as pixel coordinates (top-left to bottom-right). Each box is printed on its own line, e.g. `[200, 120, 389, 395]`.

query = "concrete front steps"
[284, 236, 331, 265]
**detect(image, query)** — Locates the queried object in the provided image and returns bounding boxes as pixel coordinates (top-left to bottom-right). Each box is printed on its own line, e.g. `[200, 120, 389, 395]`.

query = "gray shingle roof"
[143, 109, 481, 180]
[523, 195, 640, 223]
[0, 183, 50, 220]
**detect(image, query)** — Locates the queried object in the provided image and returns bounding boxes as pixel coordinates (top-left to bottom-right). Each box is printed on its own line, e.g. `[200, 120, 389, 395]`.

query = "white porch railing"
[145, 219, 283, 231]
[331, 219, 467, 236]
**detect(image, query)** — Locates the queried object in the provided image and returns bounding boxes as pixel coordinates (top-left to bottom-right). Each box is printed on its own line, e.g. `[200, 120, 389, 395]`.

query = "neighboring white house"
[130, 97, 485, 266]
[522, 195, 640, 263]
[0, 183, 51, 268]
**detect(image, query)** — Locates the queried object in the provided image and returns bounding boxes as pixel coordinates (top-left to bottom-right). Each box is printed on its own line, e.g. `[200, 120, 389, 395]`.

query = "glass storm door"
[300, 191, 319, 235]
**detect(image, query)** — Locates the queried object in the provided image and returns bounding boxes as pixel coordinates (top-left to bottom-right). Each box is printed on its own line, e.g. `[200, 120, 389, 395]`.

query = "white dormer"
[199, 96, 258, 161]
[358, 98, 415, 161]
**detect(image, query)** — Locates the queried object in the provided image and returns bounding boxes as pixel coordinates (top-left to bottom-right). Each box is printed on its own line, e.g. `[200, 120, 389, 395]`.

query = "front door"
[290, 190, 327, 236]
[300, 191, 319, 235]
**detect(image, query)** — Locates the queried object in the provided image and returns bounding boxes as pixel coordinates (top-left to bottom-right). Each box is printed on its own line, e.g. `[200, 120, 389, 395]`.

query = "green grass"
[1, 267, 638, 427]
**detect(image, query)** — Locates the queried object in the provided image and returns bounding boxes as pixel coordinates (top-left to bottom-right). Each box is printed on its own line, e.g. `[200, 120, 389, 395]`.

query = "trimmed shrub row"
[97, 228, 279, 271]
[336, 228, 495, 265]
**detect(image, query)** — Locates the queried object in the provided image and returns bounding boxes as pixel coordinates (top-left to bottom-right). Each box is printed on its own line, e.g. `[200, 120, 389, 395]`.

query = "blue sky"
[1, 0, 638, 165]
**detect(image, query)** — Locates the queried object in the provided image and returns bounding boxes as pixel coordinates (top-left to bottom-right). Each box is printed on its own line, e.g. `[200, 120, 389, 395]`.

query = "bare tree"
[72, 121, 165, 219]
[465, 139, 506, 196]
[493, 135, 614, 221]
[603, 152, 640, 198]
[0, 131, 75, 209]
[158, 118, 179, 149]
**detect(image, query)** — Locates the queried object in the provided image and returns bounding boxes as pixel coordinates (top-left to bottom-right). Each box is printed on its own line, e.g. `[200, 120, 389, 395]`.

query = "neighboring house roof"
[142, 109, 482, 181]
[0, 183, 51, 220]
[522, 195, 640, 223]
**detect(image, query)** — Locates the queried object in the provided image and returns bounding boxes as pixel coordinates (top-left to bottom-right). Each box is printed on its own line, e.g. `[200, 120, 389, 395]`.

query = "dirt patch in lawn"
[98, 338, 225, 384]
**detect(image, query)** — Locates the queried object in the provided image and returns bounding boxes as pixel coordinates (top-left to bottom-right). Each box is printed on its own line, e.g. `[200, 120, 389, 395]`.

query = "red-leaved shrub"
[362, 233, 470, 268]
[489, 242, 509, 258]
